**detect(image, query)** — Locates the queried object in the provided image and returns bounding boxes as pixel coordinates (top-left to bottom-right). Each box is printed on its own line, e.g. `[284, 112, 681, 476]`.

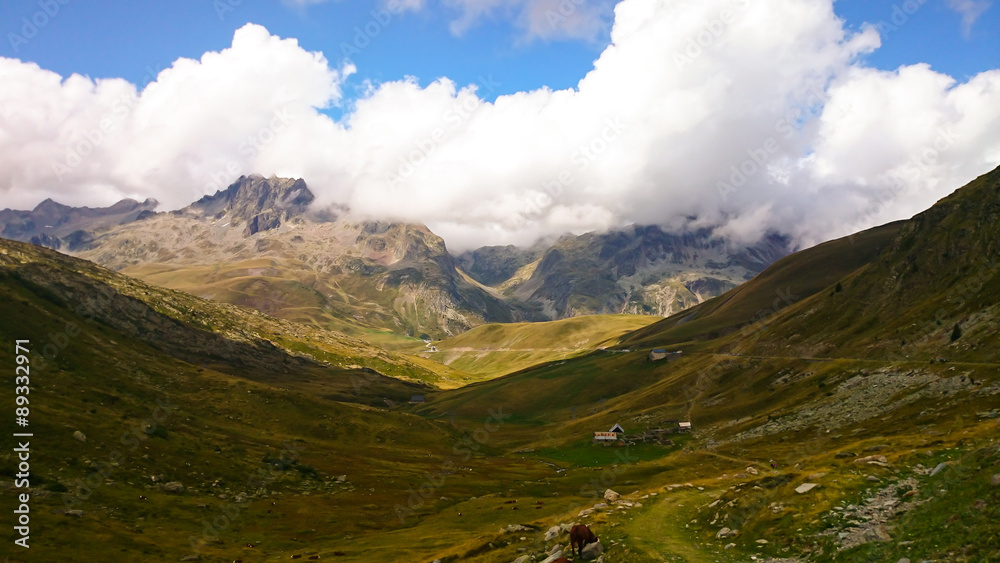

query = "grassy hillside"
[409, 314, 660, 379]
[621, 220, 904, 349]
[0, 238, 462, 390]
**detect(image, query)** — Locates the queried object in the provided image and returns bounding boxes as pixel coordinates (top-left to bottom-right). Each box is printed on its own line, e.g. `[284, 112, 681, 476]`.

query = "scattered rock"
[724, 543, 735, 550]
[592, 502, 608, 510]
[163, 482, 185, 493]
[180, 555, 200, 561]
[895, 559, 910, 563]
[746, 466, 758, 476]
[854, 455, 888, 464]
[335, 475, 347, 483]
[512, 556, 530, 563]
[544, 526, 561, 541]
[867, 475, 881, 482]
[65, 510, 84, 517]
[990, 474, 1000, 487]
[835, 452, 857, 458]
[795, 483, 819, 494]
[539, 553, 564, 563]
[73, 431, 87, 442]
[807, 472, 828, 480]
[505, 524, 529, 533]
[716, 527, 739, 539]
[603, 489, 620, 502]
[756, 539, 769, 544]
[930, 462, 948, 477]
[580, 540, 603, 560]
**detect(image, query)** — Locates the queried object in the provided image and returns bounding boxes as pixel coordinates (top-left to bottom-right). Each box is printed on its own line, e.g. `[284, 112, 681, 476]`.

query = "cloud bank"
[1, 0, 999, 252]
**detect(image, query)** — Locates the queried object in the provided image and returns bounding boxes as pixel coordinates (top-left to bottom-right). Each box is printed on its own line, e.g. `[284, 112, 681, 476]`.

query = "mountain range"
[0, 175, 791, 338]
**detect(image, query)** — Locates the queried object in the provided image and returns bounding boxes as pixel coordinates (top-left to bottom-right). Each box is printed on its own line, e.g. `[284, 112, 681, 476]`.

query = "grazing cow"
[552, 559, 570, 563]
[569, 524, 598, 557]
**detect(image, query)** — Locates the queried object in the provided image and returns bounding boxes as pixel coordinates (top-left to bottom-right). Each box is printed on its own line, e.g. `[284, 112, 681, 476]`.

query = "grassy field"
[409, 315, 660, 380]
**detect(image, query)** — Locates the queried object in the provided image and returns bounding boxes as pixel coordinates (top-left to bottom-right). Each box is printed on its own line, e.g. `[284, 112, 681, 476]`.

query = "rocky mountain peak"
[186, 174, 315, 235]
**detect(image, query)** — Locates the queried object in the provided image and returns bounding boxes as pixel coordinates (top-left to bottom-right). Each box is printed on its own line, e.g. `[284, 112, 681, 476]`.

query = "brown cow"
[551, 559, 570, 563]
[569, 524, 598, 557]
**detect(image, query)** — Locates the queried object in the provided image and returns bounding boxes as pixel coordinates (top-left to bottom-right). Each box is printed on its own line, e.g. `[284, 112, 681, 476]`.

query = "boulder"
[540, 552, 564, 563]
[991, 474, 1000, 487]
[746, 466, 758, 475]
[544, 525, 561, 541]
[581, 540, 604, 560]
[163, 482, 185, 494]
[603, 489, 620, 502]
[65, 509, 84, 517]
[512, 556, 530, 563]
[716, 527, 739, 539]
[930, 462, 948, 477]
[73, 431, 87, 442]
[795, 483, 819, 494]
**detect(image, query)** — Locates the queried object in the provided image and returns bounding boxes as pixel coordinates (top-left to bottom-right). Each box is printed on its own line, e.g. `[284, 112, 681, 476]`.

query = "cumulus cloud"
[2, 0, 1000, 253]
[945, 0, 992, 36]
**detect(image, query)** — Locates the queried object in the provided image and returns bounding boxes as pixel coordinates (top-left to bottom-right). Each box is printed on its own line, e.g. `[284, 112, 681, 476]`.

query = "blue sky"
[2, 0, 996, 107]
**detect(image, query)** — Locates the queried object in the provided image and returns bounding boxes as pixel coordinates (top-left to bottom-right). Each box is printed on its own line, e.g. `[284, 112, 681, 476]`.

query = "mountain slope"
[745, 165, 1000, 362]
[58, 175, 520, 338]
[0, 236, 452, 391]
[620, 219, 905, 348]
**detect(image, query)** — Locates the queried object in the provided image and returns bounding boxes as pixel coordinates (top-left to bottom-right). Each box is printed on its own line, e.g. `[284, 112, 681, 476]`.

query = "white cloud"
[945, 0, 992, 36]
[2, 1, 1000, 253]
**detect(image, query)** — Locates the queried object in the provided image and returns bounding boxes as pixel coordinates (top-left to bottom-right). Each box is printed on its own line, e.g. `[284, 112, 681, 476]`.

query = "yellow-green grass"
[415, 314, 660, 380]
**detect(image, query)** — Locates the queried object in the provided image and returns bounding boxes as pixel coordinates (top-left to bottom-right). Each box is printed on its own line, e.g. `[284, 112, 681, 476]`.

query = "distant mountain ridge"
[0, 196, 158, 251]
[2, 175, 792, 336]
[461, 226, 791, 319]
